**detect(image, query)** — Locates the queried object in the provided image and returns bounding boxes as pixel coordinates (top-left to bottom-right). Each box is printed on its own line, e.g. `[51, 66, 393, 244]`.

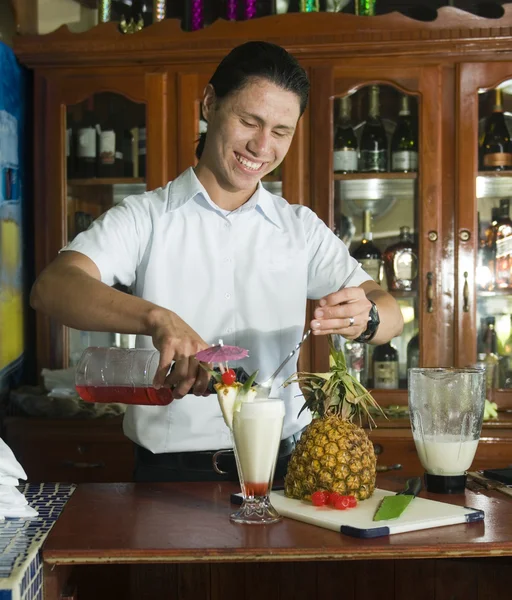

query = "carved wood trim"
[13, 7, 512, 68]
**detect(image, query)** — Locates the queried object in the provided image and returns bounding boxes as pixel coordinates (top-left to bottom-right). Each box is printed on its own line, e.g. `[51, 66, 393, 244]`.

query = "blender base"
[424, 472, 467, 494]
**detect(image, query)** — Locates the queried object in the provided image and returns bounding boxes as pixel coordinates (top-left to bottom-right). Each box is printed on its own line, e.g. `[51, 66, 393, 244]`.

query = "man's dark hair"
[196, 41, 310, 160]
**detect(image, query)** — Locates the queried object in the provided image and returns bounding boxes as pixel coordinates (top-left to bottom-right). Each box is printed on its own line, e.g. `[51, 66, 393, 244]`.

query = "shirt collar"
[166, 167, 282, 229]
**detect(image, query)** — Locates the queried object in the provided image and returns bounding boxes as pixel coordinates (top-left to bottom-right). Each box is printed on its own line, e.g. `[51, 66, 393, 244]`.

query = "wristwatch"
[354, 300, 380, 343]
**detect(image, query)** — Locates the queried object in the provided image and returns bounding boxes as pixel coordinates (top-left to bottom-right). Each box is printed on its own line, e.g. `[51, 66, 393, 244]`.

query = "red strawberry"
[311, 490, 331, 506]
[333, 496, 351, 510]
[329, 492, 342, 507]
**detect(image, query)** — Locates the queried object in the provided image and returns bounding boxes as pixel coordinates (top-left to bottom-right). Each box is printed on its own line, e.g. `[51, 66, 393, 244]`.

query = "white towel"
[0, 504, 38, 518]
[0, 440, 38, 518]
[0, 437, 27, 480]
[0, 475, 19, 486]
[0, 485, 28, 505]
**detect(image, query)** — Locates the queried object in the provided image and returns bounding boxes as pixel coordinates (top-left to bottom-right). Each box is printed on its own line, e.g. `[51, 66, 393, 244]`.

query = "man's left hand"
[310, 286, 371, 339]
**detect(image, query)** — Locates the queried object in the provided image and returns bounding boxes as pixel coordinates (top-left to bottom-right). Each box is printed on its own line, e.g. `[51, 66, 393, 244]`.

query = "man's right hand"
[147, 308, 211, 398]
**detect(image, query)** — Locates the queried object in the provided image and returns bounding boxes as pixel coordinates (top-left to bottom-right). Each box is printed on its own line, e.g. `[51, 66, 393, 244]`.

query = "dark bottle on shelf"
[138, 125, 146, 179]
[98, 99, 124, 178]
[351, 209, 382, 284]
[122, 128, 134, 177]
[479, 316, 499, 356]
[476, 211, 495, 291]
[359, 85, 388, 173]
[406, 332, 420, 371]
[373, 342, 399, 389]
[391, 95, 418, 173]
[76, 98, 99, 178]
[481, 88, 512, 171]
[66, 114, 76, 179]
[383, 225, 418, 291]
[495, 198, 512, 289]
[333, 95, 358, 174]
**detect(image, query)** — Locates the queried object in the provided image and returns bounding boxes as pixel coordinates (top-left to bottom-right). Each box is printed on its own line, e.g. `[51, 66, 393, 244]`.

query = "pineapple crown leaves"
[283, 335, 385, 428]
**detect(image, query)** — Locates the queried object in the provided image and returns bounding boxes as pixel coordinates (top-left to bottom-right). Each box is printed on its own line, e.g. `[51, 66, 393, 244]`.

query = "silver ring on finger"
[348, 316, 355, 327]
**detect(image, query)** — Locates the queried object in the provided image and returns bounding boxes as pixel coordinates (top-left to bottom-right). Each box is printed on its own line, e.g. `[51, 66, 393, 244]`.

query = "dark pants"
[133, 434, 300, 483]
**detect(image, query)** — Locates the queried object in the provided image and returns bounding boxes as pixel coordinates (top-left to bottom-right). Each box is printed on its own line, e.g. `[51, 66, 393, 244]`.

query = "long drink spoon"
[256, 262, 362, 396]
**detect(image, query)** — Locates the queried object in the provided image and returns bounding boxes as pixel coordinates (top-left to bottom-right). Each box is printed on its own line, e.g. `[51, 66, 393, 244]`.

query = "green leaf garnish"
[242, 369, 259, 393]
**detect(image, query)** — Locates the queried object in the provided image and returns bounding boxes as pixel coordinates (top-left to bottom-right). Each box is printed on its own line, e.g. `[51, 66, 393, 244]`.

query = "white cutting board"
[267, 489, 484, 538]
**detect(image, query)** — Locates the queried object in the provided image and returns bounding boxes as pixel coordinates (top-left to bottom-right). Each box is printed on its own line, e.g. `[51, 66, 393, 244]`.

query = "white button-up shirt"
[64, 167, 370, 453]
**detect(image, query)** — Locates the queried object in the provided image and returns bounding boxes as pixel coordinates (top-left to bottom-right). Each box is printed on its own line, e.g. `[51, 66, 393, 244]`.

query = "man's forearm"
[30, 263, 163, 336]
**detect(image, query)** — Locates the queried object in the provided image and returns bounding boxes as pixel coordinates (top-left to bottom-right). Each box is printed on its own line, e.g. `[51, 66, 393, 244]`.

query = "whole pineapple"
[284, 337, 382, 502]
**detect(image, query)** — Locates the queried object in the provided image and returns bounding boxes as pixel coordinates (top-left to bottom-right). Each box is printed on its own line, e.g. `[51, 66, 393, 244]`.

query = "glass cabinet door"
[458, 64, 512, 402]
[309, 65, 444, 401]
[35, 71, 168, 370]
[65, 92, 147, 365]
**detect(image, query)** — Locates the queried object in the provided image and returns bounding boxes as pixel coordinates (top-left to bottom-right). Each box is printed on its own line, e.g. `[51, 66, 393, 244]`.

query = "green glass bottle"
[355, 0, 376, 16]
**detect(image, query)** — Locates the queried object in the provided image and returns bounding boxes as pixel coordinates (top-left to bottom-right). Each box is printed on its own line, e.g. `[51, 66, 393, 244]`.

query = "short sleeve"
[293, 206, 372, 299]
[62, 194, 152, 288]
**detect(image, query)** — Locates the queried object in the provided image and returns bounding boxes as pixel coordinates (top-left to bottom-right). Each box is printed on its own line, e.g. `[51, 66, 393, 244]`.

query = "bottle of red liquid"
[75, 347, 251, 405]
[75, 347, 174, 406]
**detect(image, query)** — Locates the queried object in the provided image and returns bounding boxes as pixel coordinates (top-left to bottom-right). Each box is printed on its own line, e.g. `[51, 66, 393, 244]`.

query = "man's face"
[200, 78, 301, 193]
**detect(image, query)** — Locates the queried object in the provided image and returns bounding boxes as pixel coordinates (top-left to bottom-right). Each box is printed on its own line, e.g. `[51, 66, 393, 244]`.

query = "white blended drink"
[414, 435, 480, 476]
[232, 398, 285, 499]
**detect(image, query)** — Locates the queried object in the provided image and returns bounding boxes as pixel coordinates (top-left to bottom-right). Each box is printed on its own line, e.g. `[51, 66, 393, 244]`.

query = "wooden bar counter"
[43, 476, 512, 600]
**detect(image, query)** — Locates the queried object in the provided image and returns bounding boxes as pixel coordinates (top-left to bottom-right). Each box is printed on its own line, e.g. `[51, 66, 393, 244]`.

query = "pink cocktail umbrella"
[195, 339, 249, 364]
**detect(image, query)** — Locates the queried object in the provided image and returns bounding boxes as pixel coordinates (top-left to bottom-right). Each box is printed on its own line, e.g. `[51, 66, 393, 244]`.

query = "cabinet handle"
[463, 271, 469, 312]
[426, 272, 434, 313]
[373, 443, 383, 455]
[61, 460, 105, 469]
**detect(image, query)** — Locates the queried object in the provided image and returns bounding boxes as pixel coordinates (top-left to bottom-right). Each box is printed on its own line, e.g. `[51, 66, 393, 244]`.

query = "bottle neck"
[369, 87, 380, 119]
[339, 96, 352, 121]
[493, 88, 504, 113]
[398, 95, 410, 117]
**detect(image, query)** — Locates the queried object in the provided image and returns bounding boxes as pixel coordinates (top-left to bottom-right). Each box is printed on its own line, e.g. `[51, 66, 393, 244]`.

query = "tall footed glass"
[230, 398, 285, 525]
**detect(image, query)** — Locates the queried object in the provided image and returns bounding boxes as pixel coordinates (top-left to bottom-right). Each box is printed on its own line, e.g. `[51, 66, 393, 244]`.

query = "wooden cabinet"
[11, 8, 512, 481]
[3, 417, 134, 483]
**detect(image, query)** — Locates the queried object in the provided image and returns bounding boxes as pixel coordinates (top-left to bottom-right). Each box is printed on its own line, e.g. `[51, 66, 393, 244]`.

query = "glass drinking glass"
[230, 398, 285, 525]
[408, 367, 485, 493]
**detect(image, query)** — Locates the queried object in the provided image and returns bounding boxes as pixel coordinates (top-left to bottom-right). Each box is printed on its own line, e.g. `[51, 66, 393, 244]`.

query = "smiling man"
[30, 42, 403, 483]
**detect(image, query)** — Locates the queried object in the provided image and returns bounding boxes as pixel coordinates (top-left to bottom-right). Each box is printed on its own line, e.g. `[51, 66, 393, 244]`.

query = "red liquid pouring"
[76, 385, 174, 406]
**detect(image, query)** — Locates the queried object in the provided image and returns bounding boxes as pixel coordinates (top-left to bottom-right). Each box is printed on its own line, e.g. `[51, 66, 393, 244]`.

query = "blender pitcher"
[408, 368, 485, 494]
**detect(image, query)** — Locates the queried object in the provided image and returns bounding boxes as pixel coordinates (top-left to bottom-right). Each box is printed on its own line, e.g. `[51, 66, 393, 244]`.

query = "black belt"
[135, 433, 299, 475]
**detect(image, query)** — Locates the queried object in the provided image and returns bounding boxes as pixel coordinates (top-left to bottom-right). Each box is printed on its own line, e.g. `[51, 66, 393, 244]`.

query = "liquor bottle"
[66, 115, 76, 179]
[480, 316, 499, 355]
[138, 125, 147, 179]
[76, 98, 99, 178]
[476, 212, 495, 291]
[481, 88, 512, 171]
[382, 226, 418, 291]
[351, 209, 382, 284]
[495, 198, 512, 289]
[98, 99, 124, 178]
[122, 128, 134, 177]
[359, 86, 388, 172]
[406, 332, 420, 371]
[333, 96, 358, 174]
[391, 95, 418, 173]
[372, 342, 399, 389]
